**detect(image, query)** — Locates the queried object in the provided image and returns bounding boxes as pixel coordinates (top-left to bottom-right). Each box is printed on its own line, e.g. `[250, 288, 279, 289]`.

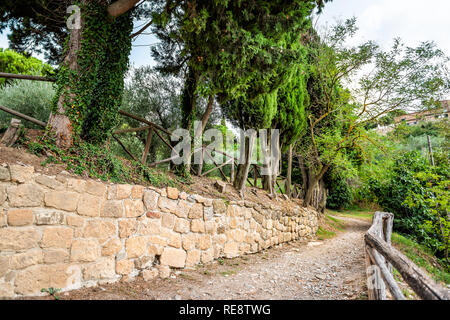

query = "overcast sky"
[1, 0, 449, 68]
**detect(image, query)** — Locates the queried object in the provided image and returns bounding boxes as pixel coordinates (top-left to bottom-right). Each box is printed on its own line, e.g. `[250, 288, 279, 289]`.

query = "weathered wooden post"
[0, 118, 21, 147]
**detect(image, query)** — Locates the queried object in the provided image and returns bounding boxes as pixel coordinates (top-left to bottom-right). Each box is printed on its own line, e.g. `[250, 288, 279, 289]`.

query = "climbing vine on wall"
[52, 0, 133, 145]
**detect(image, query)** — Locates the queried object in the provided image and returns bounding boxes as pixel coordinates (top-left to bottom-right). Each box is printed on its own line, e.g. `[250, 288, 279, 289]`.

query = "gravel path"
[61, 216, 371, 300]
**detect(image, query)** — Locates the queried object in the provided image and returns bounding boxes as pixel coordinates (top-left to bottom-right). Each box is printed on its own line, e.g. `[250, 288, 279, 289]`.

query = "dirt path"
[58, 216, 371, 300]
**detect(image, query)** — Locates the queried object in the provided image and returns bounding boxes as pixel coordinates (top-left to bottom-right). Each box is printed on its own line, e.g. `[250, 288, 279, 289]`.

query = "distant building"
[394, 100, 450, 126]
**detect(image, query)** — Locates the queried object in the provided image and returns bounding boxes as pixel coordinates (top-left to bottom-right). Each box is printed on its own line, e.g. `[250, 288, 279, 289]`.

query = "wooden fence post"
[0, 118, 21, 147]
[141, 126, 154, 164]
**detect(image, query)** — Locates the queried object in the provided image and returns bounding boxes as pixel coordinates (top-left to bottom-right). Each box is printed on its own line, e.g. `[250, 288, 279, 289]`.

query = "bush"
[0, 80, 54, 129]
[369, 151, 449, 262]
[325, 170, 353, 210]
[0, 48, 53, 87]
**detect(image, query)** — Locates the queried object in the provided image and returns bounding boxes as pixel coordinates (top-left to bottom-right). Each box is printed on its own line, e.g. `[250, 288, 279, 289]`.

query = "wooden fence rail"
[364, 212, 449, 300]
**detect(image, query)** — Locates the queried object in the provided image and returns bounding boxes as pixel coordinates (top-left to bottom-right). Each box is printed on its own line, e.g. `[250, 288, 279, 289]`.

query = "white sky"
[1, 0, 449, 68]
[317, 0, 450, 54]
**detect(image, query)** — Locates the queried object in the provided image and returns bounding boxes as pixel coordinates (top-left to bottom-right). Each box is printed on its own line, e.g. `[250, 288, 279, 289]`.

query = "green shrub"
[0, 48, 53, 87]
[369, 151, 449, 262]
[0, 80, 54, 129]
[325, 170, 353, 210]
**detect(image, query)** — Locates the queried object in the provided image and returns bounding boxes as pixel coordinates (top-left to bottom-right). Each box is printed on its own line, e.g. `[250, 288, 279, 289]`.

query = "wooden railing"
[364, 212, 449, 300]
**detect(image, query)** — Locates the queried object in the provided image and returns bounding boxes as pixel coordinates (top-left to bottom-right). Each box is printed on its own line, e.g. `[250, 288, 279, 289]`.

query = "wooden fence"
[0, 71, 306, 198]
[364, 212, 449, 300]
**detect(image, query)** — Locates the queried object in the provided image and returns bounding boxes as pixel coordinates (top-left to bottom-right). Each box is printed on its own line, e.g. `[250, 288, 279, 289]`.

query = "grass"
[317, 214, 346, 240]
[327, 206, 374, 221]
[220, 270, 236, 277]
[391, 233, 450, 285]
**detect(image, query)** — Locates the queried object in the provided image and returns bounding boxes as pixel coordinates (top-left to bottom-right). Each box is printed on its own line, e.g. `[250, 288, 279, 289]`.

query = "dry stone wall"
[0, 164, 319, 298]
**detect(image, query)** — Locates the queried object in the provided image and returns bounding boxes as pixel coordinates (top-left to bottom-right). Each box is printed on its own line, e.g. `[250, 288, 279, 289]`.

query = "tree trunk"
[303, 164, 330, 208]
[180, 66, 199, 174]
[194, 95, 214, 176]
[318, 178, 327, 213]
[107, 0, 140, 17]
[286, 144, 293, 198]
[47, 16, 83, 148]
[297, 154, 308, 199]
[234, 133, 256, 194]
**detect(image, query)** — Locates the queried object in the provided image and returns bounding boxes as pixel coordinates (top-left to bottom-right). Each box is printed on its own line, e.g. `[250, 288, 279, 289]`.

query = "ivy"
[51, 0, 133, 145]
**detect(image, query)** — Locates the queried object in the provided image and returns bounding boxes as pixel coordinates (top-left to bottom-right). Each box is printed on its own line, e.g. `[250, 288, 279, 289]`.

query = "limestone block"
[34, 210, 64, 225]
[158, 197, 178, 214]
[85, 180, 106, 197]
[198, 234, 212, 250]
[174, 200, 192, 218]
[0, 228, 41, 251]
[185, 249, 201, 267]
[70, 239, 99, 262]
[9, 164, 34, 183]
[115, 259, 134, 275]
[139, 219, 160, 236]
[66, 215, 85, 227]
[125, 236, 147, 258]
[160, 247, 186, 268]
[67, 178, 86, 192]
[102, 239, 122, 256]
[166, 187, 179, 200]
[7, 209, 33, 226]
[83, 220, 116, 239]
[101, 200, 123, 218]
[41, 227, 73, 249]
[131, 185, 144, 200]
[143, 190, 159, 211]
[124, 199, 145, 218]
[10, 248, 43, 270]
[119, 219, 137, 238]
[188, 203, 203, 219]
[43, 249, 69, 264]
[35, 175, 64, 190]
[182, 233, 198, 251]
[203, 206, 214, 221]
[161, 212, 175, 229]
[223, 242, 239, 258]
[14, 264, 70, 296]
[83, 257, 115, 280]
[212, 199, 227, 215]
[0, 166, 10, 181]
[0, 185, 6, 205]
[174, 218, 190, 234]
[201, 248, 214, 264]
[8, 184, 44, 207]
[77, 194, 103, 217]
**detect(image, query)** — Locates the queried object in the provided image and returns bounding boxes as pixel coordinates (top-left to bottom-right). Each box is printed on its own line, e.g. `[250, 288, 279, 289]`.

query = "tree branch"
[108, 0, 140, 17]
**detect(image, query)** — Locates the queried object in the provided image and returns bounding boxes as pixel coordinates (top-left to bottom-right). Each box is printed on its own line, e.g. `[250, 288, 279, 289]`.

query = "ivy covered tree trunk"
[48, 0, 133, 147]
[47, 2, 85, 148]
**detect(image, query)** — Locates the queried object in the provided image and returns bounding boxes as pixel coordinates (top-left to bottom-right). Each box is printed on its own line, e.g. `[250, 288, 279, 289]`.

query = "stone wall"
[0, 164, 319, 298]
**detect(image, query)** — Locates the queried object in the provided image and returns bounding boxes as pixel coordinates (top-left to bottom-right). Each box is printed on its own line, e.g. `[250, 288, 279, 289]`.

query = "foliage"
[151, 0, 327, 101]
[41, 287, 61, 300]
[0, 48, 53, 86]
[403, 170, 449, 263]
[52, 1, 133, 144]
[324, 169, 353, 210]
[368, 151, 449, 261]
[0, 1, 68, 64]
[25, 135, 184, 188]
[392, 233, 450, 284]
[0, 80, 54, 129]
